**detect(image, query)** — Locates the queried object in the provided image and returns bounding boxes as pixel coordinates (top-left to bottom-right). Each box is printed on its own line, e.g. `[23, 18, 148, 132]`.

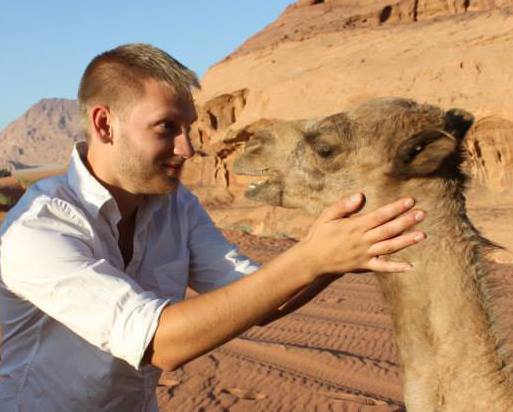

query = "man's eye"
[158, 122, 180, 134]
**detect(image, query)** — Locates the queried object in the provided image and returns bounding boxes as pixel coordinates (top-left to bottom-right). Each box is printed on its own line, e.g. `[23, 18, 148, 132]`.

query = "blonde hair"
[77, 43, 200, 139]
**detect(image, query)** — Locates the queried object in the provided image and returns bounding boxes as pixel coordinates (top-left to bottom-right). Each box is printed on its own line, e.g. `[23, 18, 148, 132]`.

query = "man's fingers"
[366, 256, 413, 273]
[365, 210, 425, 243]
[319, 193, 364, 222]
[368, 231, 426, 256]
[359, 198, 415, 230]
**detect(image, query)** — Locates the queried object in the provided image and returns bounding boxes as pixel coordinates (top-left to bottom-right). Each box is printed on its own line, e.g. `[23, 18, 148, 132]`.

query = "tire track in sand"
[297, 305, 394, 329]
[245, 314, 399, 364]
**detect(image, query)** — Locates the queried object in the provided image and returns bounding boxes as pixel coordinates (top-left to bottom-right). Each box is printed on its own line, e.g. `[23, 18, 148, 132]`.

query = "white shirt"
[0, 142, 259, 412]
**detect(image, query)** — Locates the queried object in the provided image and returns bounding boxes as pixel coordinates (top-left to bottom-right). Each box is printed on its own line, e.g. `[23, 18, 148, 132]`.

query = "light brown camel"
[233, 97, 513, 411]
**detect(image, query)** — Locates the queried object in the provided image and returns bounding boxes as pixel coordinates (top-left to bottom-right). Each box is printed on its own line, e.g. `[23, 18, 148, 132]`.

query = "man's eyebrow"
[150, 116, 177, 126]
[151, 110, 197, 126]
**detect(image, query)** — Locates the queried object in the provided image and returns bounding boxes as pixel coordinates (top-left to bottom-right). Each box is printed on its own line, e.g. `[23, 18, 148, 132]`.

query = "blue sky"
[0, 1, 292, 130]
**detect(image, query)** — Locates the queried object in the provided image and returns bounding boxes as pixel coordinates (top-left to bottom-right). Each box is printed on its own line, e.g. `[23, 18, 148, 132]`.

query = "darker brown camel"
[233, 97, 513, 411]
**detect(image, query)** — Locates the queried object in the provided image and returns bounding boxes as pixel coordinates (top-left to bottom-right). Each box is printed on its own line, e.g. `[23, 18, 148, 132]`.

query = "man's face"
[111, 79, 197, 195]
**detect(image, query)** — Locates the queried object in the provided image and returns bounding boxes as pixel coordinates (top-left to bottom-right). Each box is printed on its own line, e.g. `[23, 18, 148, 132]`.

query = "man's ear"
[392, 129, 458, 177]
[90, 105, 113, 144]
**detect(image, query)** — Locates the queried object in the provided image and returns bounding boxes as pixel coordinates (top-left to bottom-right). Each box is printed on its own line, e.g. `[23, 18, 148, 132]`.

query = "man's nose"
[174, 131, 195, 159]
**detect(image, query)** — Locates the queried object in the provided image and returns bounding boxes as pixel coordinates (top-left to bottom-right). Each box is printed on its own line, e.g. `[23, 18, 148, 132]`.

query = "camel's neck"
[377, 179, 513, 409]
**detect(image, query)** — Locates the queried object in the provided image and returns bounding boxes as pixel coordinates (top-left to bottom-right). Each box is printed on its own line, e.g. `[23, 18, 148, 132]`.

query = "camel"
[232, 97, 513, 411]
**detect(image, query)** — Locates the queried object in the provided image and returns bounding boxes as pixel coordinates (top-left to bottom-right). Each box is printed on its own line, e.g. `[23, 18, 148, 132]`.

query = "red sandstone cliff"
[186, 1, 513, 229]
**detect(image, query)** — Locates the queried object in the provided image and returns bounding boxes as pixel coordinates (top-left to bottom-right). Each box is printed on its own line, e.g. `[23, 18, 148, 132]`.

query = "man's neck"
[103, 183, 144, 219]
[84, 151, 144, 220]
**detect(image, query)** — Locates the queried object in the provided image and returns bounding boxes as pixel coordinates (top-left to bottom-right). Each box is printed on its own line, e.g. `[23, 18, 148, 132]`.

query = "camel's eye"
[406, 144, 424, 161]
[305, 132, 339, 159]
[314, 143, 334, 158]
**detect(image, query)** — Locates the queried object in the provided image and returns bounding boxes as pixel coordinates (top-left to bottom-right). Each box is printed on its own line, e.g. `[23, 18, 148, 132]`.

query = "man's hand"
[147, 193, 425, 371]
[297, 193, 425, 278]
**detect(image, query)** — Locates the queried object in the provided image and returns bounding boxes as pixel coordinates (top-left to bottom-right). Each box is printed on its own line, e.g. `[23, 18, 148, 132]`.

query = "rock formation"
[185, 0, 513, 234]
[230, 0, 513, 59]
[465, 117, 513, 192]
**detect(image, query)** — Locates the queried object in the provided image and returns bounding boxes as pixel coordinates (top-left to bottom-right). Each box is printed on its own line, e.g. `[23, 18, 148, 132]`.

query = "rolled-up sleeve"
[184, 192, 260, 293]
[0, 200, 168, 369]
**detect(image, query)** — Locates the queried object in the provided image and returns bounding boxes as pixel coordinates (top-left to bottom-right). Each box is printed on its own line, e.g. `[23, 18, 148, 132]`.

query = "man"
[0, 44, 425, 411]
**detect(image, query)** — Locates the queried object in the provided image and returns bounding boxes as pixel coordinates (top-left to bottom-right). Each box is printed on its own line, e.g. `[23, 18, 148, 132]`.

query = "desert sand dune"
[152, 228, 513, 411]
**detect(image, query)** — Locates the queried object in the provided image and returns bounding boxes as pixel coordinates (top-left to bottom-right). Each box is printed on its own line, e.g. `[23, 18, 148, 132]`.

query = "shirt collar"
[66, 141, 170, 222]
[67, 142, 117, 219]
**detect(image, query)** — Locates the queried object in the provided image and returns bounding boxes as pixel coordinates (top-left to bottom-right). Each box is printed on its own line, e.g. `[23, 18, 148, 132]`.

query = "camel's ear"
[444, 108, 474, 142]
[392, 130, 458, 177]
[392, 108, 474, 177]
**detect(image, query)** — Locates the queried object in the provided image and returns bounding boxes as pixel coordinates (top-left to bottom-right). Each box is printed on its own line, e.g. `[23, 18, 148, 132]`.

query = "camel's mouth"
[245, 176, 276, 194]
[235, 170, 283, 206]
[247, 179, 269, 193]
[244, 177, 283, 206]
[242, 169, 275, 189]
[233, 159, 284, 206]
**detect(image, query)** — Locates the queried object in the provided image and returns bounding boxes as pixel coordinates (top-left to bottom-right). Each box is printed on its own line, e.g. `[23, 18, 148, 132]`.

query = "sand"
[1, 176, 513, 411]
[154, 221, 513, 411]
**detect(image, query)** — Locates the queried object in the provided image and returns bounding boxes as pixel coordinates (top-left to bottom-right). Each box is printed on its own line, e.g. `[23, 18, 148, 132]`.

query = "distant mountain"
[0, 99, 84, 170]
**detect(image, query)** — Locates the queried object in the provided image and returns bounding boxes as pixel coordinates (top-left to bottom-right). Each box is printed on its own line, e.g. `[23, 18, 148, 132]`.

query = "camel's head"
[233, 97, 474, 215]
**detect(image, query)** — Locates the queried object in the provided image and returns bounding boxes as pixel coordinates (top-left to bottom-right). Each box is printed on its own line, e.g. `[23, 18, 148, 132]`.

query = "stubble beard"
[116, 139, 181, 196]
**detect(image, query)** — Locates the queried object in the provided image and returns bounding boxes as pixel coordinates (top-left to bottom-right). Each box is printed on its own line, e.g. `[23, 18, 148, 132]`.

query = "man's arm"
[145, 241, 327, 370]
[257, 273, 342, 326]
[145, 194, 426, 371]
